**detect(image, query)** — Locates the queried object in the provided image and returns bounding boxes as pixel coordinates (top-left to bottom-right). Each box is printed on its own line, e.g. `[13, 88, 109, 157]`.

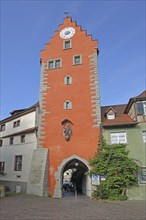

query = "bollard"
[0, 186, 5, 198]
[75, 189, 77, 199]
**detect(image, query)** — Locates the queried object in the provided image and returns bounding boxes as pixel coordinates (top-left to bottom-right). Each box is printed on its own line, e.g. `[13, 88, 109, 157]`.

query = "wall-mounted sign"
[92, 174, 100, 186]
[101, 175, 106, 181]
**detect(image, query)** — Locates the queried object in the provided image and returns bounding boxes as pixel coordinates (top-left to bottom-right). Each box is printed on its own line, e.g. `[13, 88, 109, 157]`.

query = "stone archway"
[54, 155, 92, 198]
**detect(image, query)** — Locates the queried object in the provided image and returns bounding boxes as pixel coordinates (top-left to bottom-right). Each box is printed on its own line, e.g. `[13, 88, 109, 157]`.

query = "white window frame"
[73, 54, 82, 65]
[10, 137, 14, 145]
[13, 120, 20, 128]
[64, 75, 72, 85]
[107, 112, 115, 120]
[142, 131, 146, 143]
[21, 135, 25, 143]
[63, 40, 72, 49]
[48, 58, 62, 70]
[111, 132, 127, 144]
[14, 155, 22, 171]
[0, 124, 5, 132]
[143, 101, 146, 115]
[140, 166, 146, 184]
[64, 100, 72, 110]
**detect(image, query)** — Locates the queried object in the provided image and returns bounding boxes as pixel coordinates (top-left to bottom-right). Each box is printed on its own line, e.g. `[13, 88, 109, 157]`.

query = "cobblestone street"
[0, 194, 145, 220]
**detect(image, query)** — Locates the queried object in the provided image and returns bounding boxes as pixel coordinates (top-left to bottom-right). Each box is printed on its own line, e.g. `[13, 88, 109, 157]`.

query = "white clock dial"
[60, 27, 75, 39]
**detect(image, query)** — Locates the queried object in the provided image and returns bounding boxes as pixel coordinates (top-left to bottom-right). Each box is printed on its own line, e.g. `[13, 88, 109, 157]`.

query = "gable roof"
[105, 106, 117, 114]
[0, 102, 39, 124]
[136, 90, 146, 98]
[124, 90, 146, 114]
[101, 104, 138, 127]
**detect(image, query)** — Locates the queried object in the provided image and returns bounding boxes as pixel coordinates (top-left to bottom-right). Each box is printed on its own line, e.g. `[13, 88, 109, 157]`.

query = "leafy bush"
[90, 138, 140, 200]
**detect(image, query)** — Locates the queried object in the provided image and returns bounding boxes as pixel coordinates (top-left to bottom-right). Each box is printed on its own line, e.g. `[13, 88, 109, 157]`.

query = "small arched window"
[64, 75, 72, 85]
[64, 100, 72, 110]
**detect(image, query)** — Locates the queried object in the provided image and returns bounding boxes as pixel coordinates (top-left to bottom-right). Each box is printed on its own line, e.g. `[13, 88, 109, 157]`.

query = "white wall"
[0, 134, 37, 182]
[1, 111, 36, 138]
[0, 110, 37, 186]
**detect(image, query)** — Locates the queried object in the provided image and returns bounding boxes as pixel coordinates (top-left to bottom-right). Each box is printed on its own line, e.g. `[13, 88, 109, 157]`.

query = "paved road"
[0, 194, 145, 220]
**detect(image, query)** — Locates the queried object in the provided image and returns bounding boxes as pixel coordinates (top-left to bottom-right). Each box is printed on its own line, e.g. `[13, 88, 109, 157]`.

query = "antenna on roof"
[64, 12, 69, 18]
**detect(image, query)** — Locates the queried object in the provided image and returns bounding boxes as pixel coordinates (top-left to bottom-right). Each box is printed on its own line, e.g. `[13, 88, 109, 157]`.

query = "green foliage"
[90, 138, 140, 200]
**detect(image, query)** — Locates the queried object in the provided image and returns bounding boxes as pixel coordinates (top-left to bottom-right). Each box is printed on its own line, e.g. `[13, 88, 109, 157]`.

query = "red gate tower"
[39, 17, 101, 198]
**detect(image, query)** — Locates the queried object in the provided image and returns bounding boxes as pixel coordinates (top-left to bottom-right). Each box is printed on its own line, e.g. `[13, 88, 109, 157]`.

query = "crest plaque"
[61, 119, 73, 141]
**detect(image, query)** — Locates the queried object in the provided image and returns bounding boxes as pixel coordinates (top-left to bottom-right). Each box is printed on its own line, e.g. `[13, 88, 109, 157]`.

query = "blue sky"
[1, 0, 145, 119]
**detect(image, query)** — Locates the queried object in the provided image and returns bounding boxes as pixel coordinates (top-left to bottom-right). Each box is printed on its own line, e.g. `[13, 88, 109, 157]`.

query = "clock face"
[60, 27, 75, 39]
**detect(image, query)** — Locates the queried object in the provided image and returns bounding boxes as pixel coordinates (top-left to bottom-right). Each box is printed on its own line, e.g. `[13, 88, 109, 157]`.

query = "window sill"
[48, 67, 62, 70]
[63, 47, 72, 50]
[73, 63, 82, 66]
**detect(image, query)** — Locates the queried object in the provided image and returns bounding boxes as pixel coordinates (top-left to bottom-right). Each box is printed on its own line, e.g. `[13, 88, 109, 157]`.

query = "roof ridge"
[101, 104, 127, 108]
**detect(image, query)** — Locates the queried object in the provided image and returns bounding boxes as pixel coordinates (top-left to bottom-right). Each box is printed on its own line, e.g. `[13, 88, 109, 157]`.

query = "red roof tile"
[136, 90, 146, 98]
[101, 104, 137, 127]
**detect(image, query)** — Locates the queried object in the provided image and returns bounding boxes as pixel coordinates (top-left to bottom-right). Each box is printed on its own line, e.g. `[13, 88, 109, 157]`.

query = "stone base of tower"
[27, 148, 48, 197]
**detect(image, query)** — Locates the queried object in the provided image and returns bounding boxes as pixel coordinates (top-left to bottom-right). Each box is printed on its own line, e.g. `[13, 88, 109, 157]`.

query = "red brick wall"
[39, 17, 100, 196]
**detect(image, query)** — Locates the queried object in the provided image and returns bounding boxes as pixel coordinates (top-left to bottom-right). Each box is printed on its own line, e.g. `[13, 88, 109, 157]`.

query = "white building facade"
[0, 103, 39, 193]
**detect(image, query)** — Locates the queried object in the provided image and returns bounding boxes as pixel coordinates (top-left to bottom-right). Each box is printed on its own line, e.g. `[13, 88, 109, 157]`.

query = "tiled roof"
[136, 90, 146, 99]
[124, 90, 146, 113]
[0, 102, 39, 123]
[101, 104, 137, 127]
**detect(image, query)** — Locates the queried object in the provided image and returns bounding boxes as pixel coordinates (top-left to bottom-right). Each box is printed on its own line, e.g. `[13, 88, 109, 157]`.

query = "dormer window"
[136, 101, 146, 115]
[107, 112, 115, 120]
[106, 108, 116, 120]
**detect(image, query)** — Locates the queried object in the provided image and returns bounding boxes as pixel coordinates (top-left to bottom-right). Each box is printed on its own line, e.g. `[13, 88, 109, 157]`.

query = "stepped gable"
[41, 16, 98, 53]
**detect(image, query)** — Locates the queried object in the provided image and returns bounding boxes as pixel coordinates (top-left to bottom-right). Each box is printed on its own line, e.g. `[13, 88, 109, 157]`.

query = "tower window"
[64, 100, 72, 110]
[64, 75, 72, 85]
[55, 59, 61, 68]
[48, 59, 61, 69]
[64, 40, 71, 49]
[73, 55, 82, 65]
[48, 61, 54, 69]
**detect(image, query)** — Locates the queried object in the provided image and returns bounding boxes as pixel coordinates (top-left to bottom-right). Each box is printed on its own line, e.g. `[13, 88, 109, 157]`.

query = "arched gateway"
[37, 16, 101, 198]
[54, 155, 91, 198]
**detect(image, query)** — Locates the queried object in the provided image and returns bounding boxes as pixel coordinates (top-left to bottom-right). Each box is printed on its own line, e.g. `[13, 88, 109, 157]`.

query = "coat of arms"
[61, 119, 73, 141]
